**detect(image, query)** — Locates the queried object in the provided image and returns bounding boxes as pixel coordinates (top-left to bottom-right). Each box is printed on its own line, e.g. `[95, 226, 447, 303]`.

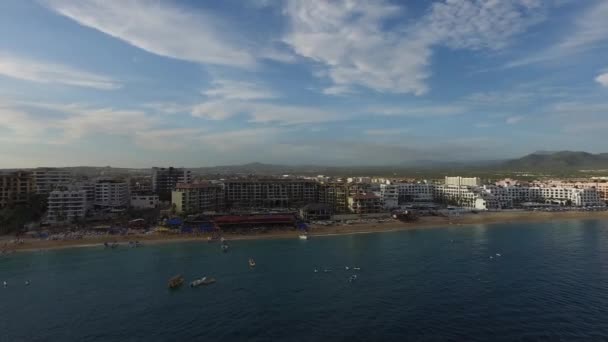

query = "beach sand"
[3, 210, 608, 253]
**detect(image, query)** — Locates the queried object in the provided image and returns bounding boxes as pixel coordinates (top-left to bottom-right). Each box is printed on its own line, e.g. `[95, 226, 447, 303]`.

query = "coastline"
[4, 210, 608, 253]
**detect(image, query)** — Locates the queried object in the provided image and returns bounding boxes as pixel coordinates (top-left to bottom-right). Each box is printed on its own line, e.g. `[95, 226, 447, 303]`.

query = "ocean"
[2, 219, 608, 341]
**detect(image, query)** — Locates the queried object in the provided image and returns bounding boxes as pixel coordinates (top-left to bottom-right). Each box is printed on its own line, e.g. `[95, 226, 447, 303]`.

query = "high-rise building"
[0, 171, 34, 208]
[151, 167, 192, 200]
[223, 179, 318, 208]
[46, 189, 87, 224]
[171, 183, 224, 213]
[94, 179, 129, 209]
[31, 168, 73, 194]
[445, 176, 481, 187]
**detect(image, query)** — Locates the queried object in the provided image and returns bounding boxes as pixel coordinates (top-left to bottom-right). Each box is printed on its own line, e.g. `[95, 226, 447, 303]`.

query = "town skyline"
[1, 0, 608, 167]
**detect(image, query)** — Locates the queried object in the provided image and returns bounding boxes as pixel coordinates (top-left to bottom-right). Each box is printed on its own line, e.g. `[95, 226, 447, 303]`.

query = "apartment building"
[152, 167, 192, 200]
[94, 179, 129, 209]
[348, 193, 383, 214]
[318, 182, 349, 213]
[445, 176, 481, 187]
[31, 168, 72, 194]
[46, 189, 87, 224]
[0, 171, 34, 208]
[131, 193, 159, 209]
[171, 183, 224, 213]
[223, 179, 318, 208]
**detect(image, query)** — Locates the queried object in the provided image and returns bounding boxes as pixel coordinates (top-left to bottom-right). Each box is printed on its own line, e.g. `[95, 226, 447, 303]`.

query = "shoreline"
[4, 210, 608, 253]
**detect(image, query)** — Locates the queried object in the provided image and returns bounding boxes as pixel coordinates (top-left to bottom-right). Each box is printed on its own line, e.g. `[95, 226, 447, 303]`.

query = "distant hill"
[501, 151, 608, 171]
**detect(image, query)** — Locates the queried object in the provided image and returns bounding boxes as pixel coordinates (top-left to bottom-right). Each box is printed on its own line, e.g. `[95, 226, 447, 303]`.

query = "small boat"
[353, 267, 361, 271]
[314, 268, 318, 273]
[349, 275, 358, 282]
[168, 275, 184, 289]
[345, 266, 350, 270]
[299, 234, 308, 240]
[496, 253, 502, 257]
[249, 258, 256, 267]
[190, 276, 216, 287]
[221, 243, 229, 253]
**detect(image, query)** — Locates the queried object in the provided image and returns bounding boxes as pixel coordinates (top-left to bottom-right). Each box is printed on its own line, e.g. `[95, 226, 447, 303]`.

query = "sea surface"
[2, 219, 608, 341]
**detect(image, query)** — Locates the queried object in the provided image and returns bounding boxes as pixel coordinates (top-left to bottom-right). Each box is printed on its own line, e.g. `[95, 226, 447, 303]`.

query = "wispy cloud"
[371, 105, 466, 117]
[203, 79, 278, 101]
[283, 0, 545, 95]
[506, 116, 524, 124]
[0, 53, 120, 90]
[44, 0, 256, 68]
[192, 78, 343, 124]
[506, 1, 608, 68]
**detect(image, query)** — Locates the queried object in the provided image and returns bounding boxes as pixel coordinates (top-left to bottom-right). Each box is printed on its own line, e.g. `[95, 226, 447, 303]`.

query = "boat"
[168, 275, 184, 289]
[299, 233, 308, 240]
[249, 258, 256, 267]
[190, 277, 216, 287]
[221, 243, 229, 253]
[349, 275, 358, 282]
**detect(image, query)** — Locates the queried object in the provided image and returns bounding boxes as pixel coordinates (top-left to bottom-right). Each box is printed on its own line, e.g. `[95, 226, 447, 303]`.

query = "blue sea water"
[2, 219, 608, 341]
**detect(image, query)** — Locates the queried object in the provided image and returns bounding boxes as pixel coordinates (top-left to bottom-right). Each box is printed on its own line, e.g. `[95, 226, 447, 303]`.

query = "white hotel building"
[94, 179, 129, 210]
[46, 189, 87, 224]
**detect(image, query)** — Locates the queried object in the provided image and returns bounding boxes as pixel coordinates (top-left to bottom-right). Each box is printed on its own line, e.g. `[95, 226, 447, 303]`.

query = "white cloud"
[371, 105, 466, 117]
[44, 0, 256, 68]
[203, 79, 278, 101]
[557, 1, 608, 51]
[198, 127, 281, 152]
[0, 53, 120, 90]
[506, 1, 608, 68]
[505, 116, 524, 124]
[134, 128, 205, 151]
[596, 72, 608, 87]
[283, 0, 544, 95]
[192, 99, 342, 125]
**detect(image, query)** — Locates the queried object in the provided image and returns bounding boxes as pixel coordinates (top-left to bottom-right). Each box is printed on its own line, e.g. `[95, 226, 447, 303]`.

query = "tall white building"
[95, 180, 129, 209]
[32, 168, 72, 194]
[46, 189, 87, 224]
[445, 176, 481, 187]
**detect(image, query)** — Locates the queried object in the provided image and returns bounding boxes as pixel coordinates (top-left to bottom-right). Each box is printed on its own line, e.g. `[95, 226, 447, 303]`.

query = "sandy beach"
[3, 210, 608, 253]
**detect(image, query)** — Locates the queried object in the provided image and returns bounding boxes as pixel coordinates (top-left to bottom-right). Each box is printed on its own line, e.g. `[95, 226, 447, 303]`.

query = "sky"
[0, 0, 607, 168]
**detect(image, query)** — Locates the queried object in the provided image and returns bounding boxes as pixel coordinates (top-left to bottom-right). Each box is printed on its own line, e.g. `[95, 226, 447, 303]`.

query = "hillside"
[501, 151, 608, 171]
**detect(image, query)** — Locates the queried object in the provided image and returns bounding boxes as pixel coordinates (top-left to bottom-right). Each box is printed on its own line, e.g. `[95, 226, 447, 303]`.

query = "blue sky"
[1, 0, 607, 167]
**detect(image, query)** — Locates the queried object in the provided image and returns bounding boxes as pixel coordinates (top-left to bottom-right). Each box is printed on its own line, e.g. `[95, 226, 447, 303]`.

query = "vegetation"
[0, 194, 47, 235]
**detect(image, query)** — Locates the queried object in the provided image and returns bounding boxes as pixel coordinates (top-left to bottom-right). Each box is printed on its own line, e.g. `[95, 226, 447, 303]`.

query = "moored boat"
[249, 258, 256, 267]
[190, 276, 216, 287]
[298, 233, 308, 240]
[168, 275, 184, 289]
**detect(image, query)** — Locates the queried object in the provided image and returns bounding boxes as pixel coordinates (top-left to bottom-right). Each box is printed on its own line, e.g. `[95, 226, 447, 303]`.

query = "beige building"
[0, 171, 34, 208]
[348, 193, 383, 214]
[172, 183, 224, 214]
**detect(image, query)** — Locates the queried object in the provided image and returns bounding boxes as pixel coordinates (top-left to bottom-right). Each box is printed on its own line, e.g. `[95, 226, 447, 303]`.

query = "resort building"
[348, 193, 383, 214]
[0, 171, 34, 208]
[171, 183, 224, 214]
[318, 182, 349, 213]
[130, 193, 160, 209]
[31, 168, 72, 194]
[94, 179, 129, 210]
[223, 179, 318, 208]
[299, 203, 334, 221]
[46, 189, 87, 224]
[445, 176, 481, 187]
[152, 167, 192, 200]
